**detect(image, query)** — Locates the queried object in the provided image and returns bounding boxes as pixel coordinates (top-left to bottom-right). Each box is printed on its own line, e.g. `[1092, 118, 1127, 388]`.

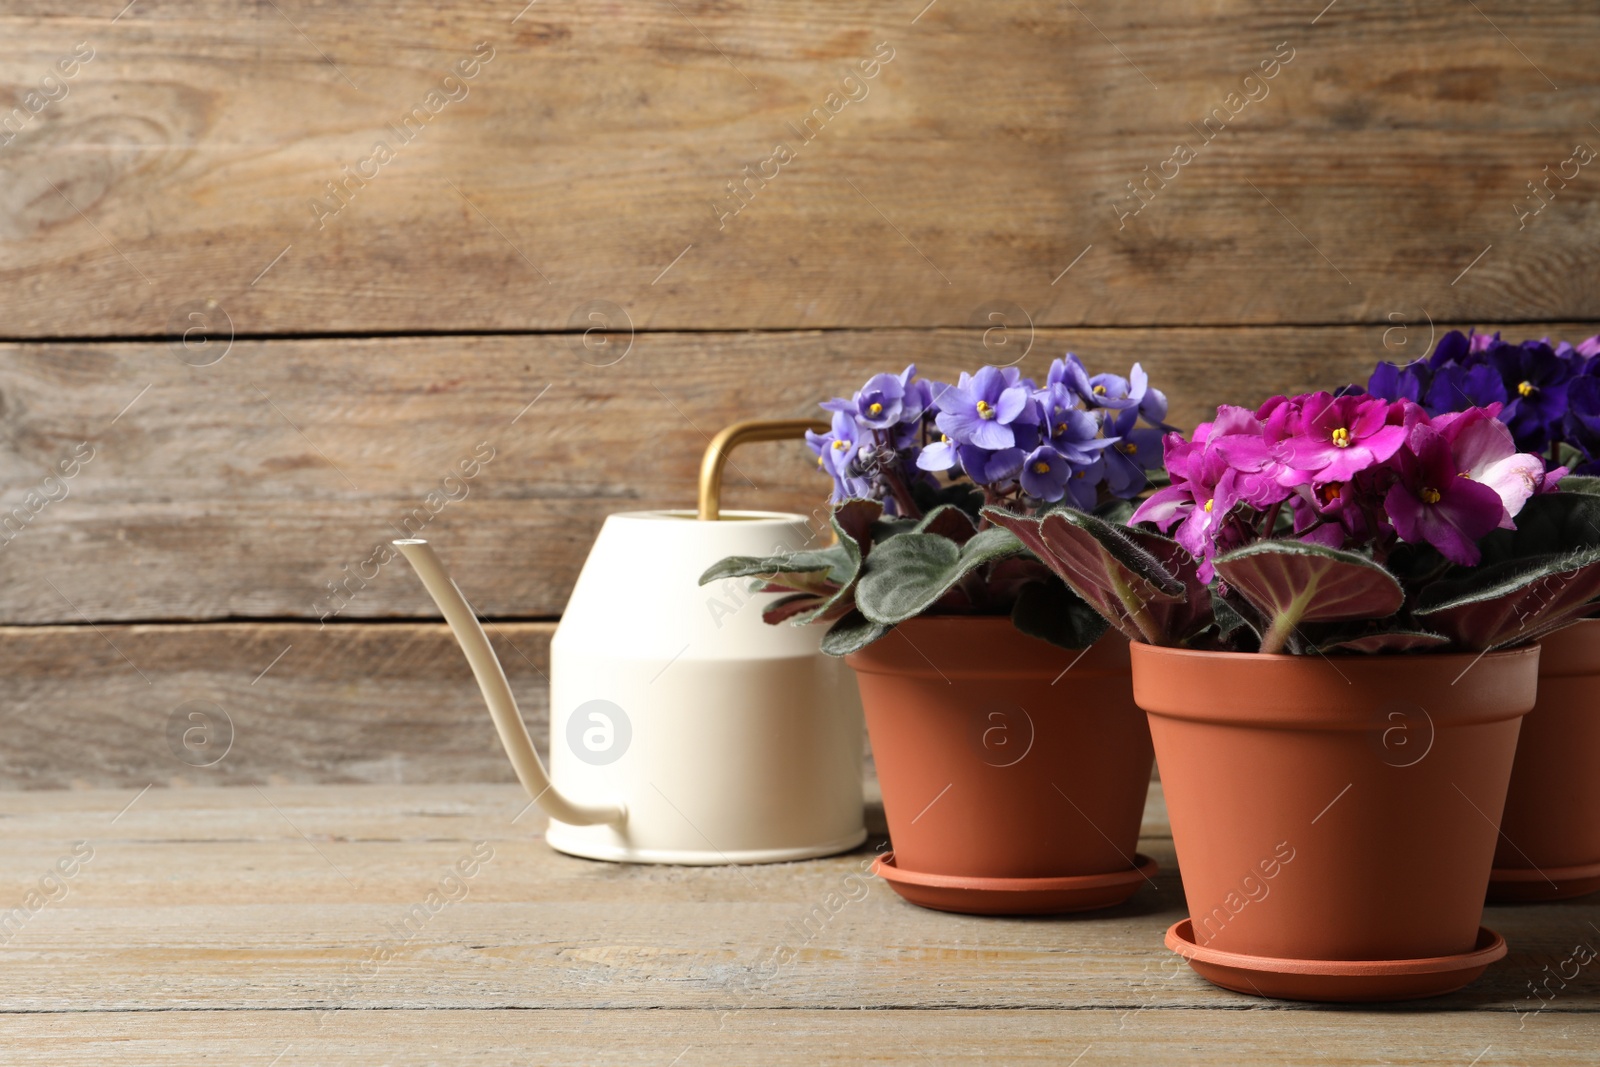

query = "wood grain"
[0, 2, 1597, 334]
[8, 1009, 1596, 1066]
[3, 324, 1592, 624]
[0, 623, 549, 789]
[0, 784, 1590, 1051]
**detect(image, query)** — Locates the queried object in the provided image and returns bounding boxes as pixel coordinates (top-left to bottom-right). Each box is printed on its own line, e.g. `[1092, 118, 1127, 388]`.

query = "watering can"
[395, 419, 867, 864]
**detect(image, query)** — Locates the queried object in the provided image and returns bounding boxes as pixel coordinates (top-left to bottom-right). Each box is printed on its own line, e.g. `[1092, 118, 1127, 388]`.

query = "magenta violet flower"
[1384, 423, 1506, 565]
[1275, 392, 1407, 485]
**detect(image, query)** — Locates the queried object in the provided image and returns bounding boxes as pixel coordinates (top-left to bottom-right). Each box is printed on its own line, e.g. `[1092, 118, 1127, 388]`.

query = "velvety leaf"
[1123, 525, 1215, 644]
[1213, 541, 1404, 655]
[762, 592, 828, 625]
[833, 498, 884, 554]
[1414, 549, 1600, 650]
[1009, 580, 1110, 650]
[699, 546, 849, 596]
[855, 527, 1029, 625]
[1315, 628, 1451, 654]
[913, 503, 980, 545]
[1476, 491, 1600, 566]
[1417, 491, 1600, 648]
[700, 499, 887, 629]
[983, 506, 1184, 645]
[820, 609, 892, 657]
[1558, 475, 1600, 497]
[786, 502, 886, 625]
[1208, 588, 1254, 644]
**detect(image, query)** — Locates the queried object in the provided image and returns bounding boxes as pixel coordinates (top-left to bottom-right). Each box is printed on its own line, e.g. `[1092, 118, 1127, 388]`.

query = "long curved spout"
[393, 540, 626, 827]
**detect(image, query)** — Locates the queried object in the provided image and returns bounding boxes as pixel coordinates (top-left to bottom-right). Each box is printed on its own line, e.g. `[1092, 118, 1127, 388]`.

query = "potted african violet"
[700, 357, 1174, 914]
[1370, 329, 1600, 901]
[990, 390, 1600, 1000]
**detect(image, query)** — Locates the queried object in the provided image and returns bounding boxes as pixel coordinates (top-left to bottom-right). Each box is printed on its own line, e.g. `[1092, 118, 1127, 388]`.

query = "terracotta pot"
[846, 616, 1154, 914]
[1491, 620, 1600, 901]
[1131, 643, 1536, 986]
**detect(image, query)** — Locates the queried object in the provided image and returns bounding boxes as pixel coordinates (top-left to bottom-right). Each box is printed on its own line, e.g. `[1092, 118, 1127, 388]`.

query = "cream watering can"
[396, 419, 867, 864]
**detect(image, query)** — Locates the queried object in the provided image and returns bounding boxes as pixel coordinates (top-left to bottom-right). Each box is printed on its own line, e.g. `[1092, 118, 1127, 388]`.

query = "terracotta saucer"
[872, 852, 1157, 915]
[1164, 919, 1507, 1002]
[1488, 860, 1600, 903]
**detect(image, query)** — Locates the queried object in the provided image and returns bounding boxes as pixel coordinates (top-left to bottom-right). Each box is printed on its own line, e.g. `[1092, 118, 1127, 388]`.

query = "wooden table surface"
[3, 782, 1597, 1065]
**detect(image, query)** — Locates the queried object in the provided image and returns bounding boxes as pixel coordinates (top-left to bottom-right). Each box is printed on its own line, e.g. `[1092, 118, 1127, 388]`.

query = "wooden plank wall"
[2, 2, 1598, 787]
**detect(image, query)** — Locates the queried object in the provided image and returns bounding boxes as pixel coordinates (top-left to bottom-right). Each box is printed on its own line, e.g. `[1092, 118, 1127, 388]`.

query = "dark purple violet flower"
[1489, 339, 1573, 452]
[1368, 360, 1428, 404]
[1423, 361, 1506, 415]
[1427, 329, 1472, 368]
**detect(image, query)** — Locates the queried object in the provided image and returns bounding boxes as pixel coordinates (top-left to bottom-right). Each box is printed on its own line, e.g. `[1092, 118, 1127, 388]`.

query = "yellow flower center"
[1121, 441, 1138, 454]
[1032, 461, 1051, 474]
[868, 401, 884, 416]
[1092, 384, 1108, 396]
[1054, 422, 1068, 436]
[816, 454, 825, 467]
[832, 439, 848, 451]
[1421, 487, 1441, 504]
[1518, 380, 1537, 398]
[1203, 498, 1214, 513]
[940, 433, 951, 443]
[976, 400, 996, 420]
[1075, 470, 1087, 479]
[1331, 427, 1351, 448]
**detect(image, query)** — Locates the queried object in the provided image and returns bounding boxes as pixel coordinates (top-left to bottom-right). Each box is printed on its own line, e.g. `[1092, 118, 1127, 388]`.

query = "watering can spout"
[393, 539, 627, 828]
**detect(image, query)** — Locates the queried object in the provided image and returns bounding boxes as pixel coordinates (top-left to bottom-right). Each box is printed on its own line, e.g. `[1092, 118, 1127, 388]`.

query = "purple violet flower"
[935, 366, 1035, 450]
[1384, 423, 1505, 565]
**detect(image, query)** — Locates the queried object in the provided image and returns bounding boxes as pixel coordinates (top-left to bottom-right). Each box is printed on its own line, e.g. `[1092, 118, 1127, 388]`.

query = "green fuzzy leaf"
[854, 527, 1029, 625]
[1476, 491, 1600, 566]
[1213, 541, 1404, 655]
[1558, 475, 1600, 497]
[820, 609, 891, 657]
[699, 546, 849, 595]
[1009, 580, 1110, 651]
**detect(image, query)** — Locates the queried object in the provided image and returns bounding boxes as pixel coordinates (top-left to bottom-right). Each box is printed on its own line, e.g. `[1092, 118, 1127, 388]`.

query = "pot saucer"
[1488, 860, 1600, 903]
[872, 852, 1157, 915]
[1164, 919, 1506, 1002]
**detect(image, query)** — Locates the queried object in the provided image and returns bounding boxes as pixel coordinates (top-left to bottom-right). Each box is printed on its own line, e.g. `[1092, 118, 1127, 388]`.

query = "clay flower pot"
[1491, 619, 1600, 901]
[1131, 643, 1538, 1002]
[846, 616, 1155, 915]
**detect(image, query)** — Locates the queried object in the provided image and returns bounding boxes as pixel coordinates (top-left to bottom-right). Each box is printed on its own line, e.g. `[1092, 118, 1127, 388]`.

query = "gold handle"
[698, 418, 829, 520]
